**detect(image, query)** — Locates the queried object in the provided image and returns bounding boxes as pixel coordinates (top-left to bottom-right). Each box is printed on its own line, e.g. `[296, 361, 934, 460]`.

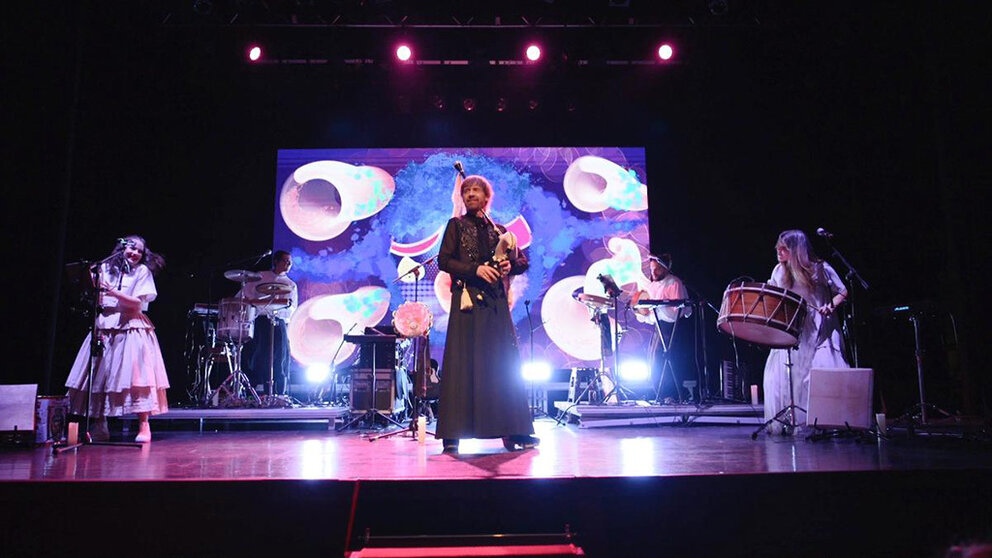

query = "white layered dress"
[762, 262, 848, 431]
[65, 263, 170, 417]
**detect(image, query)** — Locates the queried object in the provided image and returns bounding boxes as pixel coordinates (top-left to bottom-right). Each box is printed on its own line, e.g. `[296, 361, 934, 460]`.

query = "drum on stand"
[718, 281, 812, 438]
[218, 297, 256, 343]
[717, 281, 807, 349]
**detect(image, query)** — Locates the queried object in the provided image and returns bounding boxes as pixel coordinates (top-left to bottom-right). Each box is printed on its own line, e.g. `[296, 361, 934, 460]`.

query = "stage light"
[496, 97, 508, 112]
[430, 94, 445, 110]
[525, 44, 542, 62]
[462, 97, 477, 112]
[527, 98, 540, 111]
[522, 361, 552, 382]
[247, 45, 262, 62]
[619, 360, 651, 382]
[305, 363, 330, 384]
[657, 44, 674, 61]
[395, 44, 412, 62]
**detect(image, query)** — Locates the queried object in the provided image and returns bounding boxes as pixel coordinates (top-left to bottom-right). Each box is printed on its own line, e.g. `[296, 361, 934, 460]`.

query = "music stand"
[597, 274, 636, 404]
[337, 331, 407, 432]
[55, 258, 142, 453]
[370, 260, 436, 441]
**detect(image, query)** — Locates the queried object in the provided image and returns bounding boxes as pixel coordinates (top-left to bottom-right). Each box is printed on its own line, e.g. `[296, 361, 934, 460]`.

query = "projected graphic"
[274, 147, 655, 370]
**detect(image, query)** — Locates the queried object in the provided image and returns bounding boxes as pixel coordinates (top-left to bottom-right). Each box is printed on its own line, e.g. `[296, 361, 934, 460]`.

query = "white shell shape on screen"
[287, 286, 391, 366]
[562, 156, 648, 213]
[542, 275, 614, 362]
[582, 237, 650, 298]
[280, 161, 395, 241]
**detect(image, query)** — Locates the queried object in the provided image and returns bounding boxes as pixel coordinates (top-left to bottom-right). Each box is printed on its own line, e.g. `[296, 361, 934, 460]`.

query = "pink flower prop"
[392, 302, 434, 338]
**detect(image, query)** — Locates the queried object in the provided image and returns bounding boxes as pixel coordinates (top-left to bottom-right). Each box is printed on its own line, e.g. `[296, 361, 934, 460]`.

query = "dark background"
[7, 2, 989, 416]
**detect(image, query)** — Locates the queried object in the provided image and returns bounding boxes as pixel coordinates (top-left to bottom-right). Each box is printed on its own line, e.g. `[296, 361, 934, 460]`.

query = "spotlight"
[522, 361, 552, 382]
[657, 43, 674, 61]
[619, 360, 651, 382]
[525, 44, 542, 62]
[496, 97, 508, 112]
[527, 98, 540, 111]
[462, 98, 477, 112]
[395, 44, 412, 62]
[305, 363, 331, 384]
[247, 44, 262, 62]
[430, 94, 445, 110]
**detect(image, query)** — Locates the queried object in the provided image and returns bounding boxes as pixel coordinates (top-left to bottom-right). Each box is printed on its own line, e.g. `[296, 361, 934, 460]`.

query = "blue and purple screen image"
[274, 147, 655, 372]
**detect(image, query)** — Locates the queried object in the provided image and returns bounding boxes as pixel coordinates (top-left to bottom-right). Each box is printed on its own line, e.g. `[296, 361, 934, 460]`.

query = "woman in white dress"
[65, 235, 170, 442]
[762, 230, 848, 433]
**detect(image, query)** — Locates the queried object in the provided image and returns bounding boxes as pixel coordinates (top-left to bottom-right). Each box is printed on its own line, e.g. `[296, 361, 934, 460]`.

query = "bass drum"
[717, 281, 807, 348]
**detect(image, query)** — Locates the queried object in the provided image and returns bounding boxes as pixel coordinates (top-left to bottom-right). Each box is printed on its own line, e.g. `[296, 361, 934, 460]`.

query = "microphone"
[816, 227, 834, 240]
[116, 238, 130, 246]
[253, 249, 273, 266]
[453, 161, 467, 179]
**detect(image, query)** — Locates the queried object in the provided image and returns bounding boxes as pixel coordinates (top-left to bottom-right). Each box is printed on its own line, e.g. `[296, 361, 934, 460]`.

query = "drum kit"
[185, 268, 294, 407]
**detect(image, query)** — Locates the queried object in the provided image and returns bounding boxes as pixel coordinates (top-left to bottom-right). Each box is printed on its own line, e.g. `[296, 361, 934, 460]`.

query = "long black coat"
[434, 214, 534, 440]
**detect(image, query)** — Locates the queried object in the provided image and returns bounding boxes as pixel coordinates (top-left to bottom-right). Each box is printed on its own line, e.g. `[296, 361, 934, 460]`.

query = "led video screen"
[274, 147, 654, 372]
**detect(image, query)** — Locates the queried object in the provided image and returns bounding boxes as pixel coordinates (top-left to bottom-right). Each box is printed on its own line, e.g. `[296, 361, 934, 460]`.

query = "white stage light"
[305, 363, 331, 384]
[521, 361, 552, 382]
[619, 360, 651, 382]
[247, 45, 262, 62]
[396, 44, 412, 62]
[657, 43, 674, 61]
[525, 44, 542, 62]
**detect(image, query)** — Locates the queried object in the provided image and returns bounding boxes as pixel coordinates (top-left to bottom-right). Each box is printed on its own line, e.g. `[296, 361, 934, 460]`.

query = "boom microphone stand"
[56, 255, 142, 453]
[817, 228, 869, 366]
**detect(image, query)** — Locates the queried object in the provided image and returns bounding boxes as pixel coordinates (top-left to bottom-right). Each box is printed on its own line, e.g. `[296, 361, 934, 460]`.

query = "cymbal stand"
[210, 277, 260, 406]
[752, 346, 803, 439]
[896, 314, 952, 427]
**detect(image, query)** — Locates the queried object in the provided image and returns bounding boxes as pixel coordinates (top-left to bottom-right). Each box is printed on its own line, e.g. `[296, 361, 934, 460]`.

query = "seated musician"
[238, 250, 298, 395]
[633, 253, 691, 402]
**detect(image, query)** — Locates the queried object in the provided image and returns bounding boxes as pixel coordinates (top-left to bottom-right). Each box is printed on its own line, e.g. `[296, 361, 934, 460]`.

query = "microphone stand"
[683, 281, 728, 403]
[820, 235, 869, 367]
[523, 300, 550, 418]
[55, 254, 143, 453]
[370, 260, 437, 441]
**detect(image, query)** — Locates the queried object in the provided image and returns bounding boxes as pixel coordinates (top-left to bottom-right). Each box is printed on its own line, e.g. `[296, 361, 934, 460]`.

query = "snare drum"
[217, 297, 256, 342]
[717, 282, 807, 348]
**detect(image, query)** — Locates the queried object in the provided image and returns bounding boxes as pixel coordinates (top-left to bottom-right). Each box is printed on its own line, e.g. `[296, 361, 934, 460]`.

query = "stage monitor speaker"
[350, 369, 401, 414]
[807, 368, 874, 430]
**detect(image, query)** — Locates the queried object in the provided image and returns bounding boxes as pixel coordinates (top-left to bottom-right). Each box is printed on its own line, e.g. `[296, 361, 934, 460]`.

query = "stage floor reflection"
[2, 419, 989, 482]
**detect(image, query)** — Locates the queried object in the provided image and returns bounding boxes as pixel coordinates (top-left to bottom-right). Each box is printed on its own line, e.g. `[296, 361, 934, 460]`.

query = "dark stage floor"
[2, 420, 991, 557]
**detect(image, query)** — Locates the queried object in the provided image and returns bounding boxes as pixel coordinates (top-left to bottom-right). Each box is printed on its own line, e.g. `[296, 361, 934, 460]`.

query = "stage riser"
[3, 471, 988, 557]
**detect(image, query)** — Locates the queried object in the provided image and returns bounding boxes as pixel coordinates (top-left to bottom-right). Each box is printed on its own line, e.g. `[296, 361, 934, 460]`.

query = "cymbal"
[576, 293, 611, 310]
[224, 269, 262, 283]
[256, 282, 292, 296]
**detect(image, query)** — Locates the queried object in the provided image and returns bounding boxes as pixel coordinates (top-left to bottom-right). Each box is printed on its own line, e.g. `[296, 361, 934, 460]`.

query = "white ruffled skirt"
[65, 327, 170, 417]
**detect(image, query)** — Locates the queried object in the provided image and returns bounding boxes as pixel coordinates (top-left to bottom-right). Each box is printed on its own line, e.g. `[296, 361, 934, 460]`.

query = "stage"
[2, 419, 990, 557]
